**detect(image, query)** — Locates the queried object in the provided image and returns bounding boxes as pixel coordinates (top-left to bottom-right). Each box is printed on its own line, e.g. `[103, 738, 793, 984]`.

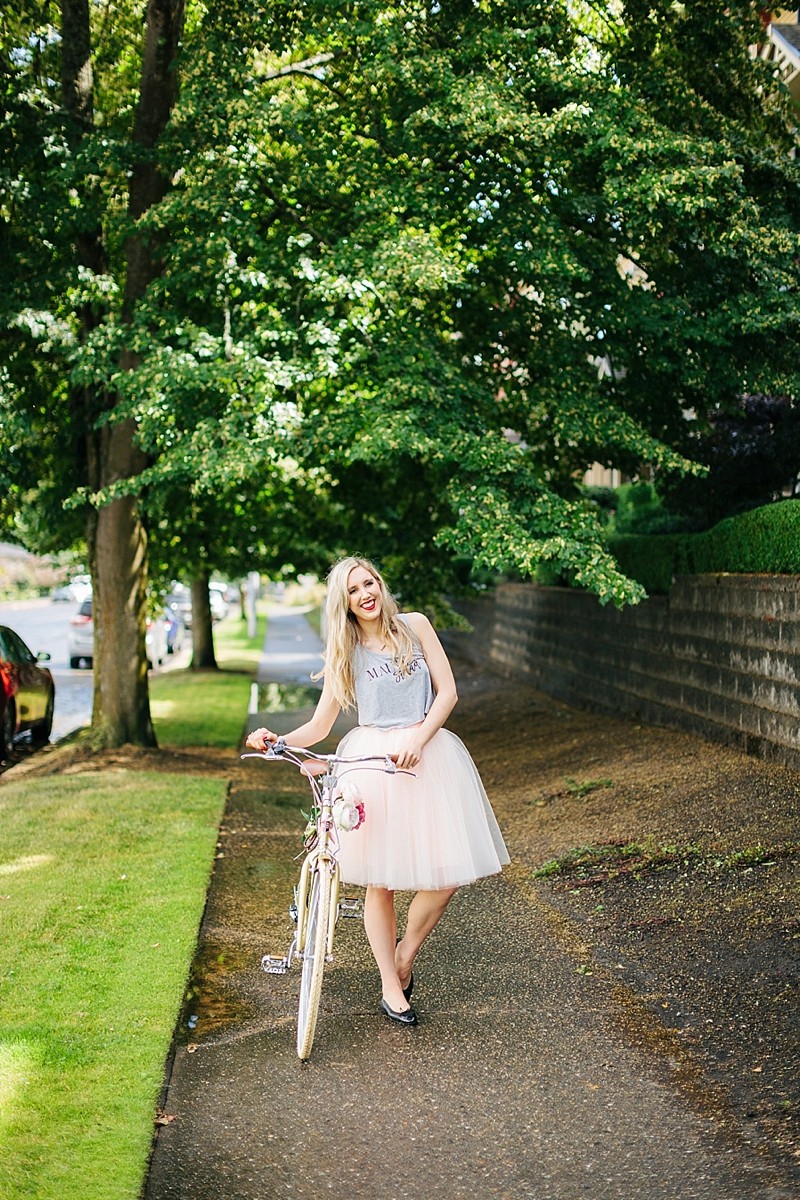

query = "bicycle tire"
[296, 863, 332, 1060]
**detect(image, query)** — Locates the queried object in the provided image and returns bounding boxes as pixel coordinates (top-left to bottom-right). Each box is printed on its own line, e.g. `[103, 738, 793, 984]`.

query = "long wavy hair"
[312, 556, 415, 710]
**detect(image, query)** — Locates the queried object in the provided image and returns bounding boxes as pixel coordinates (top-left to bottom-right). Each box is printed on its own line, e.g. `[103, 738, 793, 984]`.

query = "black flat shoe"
[402, 973, 414, 1003]
[380, 998, 418, 1026]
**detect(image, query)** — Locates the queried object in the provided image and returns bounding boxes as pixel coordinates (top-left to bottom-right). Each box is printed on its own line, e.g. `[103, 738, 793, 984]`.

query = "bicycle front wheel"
[297, 863, 332, 1060]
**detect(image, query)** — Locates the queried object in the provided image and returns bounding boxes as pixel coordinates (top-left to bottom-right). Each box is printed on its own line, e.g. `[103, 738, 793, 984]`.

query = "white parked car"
[67, 598, 94, 668]
[209, 583, 229, 622]
[51, 574, 93, 604]
[68, 599, 169, 669]
[145, 613, 169, 667]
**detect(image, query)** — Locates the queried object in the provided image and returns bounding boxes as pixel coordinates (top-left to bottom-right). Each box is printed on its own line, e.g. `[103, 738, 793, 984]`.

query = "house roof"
[772, 22, 800, 57]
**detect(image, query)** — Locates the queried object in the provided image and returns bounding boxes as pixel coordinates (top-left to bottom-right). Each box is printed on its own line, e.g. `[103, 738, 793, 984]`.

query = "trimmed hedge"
[609, 499, 800, 594]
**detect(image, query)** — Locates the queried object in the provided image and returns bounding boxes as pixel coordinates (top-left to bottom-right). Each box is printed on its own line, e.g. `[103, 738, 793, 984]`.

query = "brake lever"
[241, 735, 287, 761]
[383, 754, 416, 777]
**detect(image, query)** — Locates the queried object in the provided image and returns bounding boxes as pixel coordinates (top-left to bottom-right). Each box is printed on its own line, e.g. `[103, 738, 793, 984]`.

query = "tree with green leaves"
[1, 0, 798, 749]
[2, 0, 185, 746]
[209, 0, 798, 604]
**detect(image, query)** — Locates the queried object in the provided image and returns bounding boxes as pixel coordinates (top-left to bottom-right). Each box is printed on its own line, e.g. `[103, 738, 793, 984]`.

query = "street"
[0, 596, 186, 748]
[0, 596, 92, 743]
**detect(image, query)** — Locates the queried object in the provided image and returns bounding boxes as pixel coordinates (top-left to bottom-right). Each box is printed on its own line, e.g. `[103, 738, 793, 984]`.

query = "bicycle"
[241, 737, 413, 1060]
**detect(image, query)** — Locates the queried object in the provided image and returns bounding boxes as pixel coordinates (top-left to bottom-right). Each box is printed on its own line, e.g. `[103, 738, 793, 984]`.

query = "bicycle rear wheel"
[297, 863, 332, 1060]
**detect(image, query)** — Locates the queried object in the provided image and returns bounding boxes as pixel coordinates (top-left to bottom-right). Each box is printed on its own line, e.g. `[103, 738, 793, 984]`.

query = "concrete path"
[254, 604, 326, 687]
[143, 606, 794, 1200]
[249, 603, 354, 741]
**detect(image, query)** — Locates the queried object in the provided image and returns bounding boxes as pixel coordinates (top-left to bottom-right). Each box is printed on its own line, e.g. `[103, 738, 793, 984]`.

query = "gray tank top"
[352, 617, 434, 728]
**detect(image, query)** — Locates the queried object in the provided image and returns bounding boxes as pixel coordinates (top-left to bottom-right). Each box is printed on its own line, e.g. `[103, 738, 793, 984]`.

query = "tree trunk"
[123, 0, 185, 318]
[61, 0, 93, 127]
[60, 0, 144, 744]
[90, 420, 154, 744]
[64, 0, 185, 746]
[191, 576, 218, 670]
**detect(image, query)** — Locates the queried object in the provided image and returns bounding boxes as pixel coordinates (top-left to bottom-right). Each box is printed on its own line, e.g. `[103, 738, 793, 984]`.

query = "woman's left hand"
[394, 734, 425, 771]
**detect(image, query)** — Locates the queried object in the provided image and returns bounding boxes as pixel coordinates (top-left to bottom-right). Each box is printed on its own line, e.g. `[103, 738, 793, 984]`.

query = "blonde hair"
[313, 556, 415, 710]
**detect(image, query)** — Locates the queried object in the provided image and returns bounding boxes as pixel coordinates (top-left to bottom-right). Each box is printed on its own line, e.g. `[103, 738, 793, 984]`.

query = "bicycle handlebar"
[241, 738, 414, 776]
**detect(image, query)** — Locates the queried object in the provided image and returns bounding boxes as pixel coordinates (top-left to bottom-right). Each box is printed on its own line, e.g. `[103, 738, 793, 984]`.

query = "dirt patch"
[451, 655, 800, 1181]
[3, 739, 239, 780]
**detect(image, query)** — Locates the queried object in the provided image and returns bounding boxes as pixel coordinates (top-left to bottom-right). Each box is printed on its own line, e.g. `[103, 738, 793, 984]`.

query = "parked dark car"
[0, 626, 55, 762]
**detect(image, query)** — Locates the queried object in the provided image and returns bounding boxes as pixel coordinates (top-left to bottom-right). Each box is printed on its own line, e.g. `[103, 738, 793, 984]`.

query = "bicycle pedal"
[338, 897, 364, 918]
[261, 954, 289, 975]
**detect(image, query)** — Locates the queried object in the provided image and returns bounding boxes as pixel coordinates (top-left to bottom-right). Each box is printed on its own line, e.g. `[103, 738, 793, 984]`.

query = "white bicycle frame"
[242, 739, 413, 974]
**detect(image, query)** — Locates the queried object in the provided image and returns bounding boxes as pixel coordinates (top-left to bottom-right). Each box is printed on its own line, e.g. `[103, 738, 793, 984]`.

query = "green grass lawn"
[208, 607, 266, 674]
[0, 771, 226, 1200]
[0, 609, 267, 1199]
[150, 670, 253, 747]
[149, 610, 265, 747]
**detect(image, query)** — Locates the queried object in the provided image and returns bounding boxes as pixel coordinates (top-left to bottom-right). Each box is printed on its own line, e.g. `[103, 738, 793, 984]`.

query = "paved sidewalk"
[248, 603, 354, 741]
[254, 604, 325, 687]
[143, 607, 796, 1200]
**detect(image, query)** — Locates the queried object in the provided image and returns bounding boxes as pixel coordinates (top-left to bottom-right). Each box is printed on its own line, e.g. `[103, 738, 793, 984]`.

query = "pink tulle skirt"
[334, 724, 510, 891]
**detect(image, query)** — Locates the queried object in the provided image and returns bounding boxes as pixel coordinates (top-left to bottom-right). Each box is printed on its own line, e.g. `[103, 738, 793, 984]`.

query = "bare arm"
[245, 674, 342, 751]
[393, 612, 458, 769]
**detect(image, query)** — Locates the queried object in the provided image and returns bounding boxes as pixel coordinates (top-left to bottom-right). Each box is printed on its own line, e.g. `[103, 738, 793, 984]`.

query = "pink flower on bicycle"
[333, 783, 365, 832]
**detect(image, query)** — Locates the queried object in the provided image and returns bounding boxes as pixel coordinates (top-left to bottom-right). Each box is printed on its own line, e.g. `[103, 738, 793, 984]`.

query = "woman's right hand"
[245, 726, 277, 751]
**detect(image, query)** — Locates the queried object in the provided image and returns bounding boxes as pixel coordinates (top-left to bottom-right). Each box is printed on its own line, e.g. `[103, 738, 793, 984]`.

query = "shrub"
[692, 501, 800, 574]
[608, 499, 800, 593]
[611, 481, 685, 535]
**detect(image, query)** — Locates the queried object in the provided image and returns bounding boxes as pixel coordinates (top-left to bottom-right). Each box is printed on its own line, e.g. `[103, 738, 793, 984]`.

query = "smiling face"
[346, 564, 383, 626]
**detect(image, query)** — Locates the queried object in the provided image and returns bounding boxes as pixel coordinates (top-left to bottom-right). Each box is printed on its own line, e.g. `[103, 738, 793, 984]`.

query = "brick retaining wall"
[445, 575, 800, 767]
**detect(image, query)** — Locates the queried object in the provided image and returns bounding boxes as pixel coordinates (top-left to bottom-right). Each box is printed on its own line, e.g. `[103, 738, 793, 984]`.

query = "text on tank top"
[352, 617, 435, 728]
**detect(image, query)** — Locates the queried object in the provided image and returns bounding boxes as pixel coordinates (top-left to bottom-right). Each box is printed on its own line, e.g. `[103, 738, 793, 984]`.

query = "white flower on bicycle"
[333, 784, 365, 832]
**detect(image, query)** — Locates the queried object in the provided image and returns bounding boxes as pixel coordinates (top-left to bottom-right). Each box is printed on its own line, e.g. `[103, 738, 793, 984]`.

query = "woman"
[246, 557, 509, 1027]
